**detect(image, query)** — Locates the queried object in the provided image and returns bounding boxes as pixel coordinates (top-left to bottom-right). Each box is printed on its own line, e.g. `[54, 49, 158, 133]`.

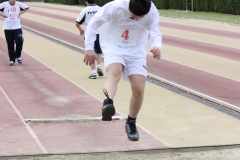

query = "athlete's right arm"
[84, 3, 116, 50]
[0, 11, 7, 18]
[84, 3, 116, 65]
[76, 9, 86, 36]
[75, 22, 84, 36]
[0, 3, 7, 18]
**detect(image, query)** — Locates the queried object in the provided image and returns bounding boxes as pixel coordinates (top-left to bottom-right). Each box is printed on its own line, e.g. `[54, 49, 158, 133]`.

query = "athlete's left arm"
[18, 2, 29, 18]
[147, 6, 162, 60]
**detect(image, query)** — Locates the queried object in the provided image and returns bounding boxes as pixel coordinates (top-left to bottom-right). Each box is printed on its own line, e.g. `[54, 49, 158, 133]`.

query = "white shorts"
[104, 54, 147, 81]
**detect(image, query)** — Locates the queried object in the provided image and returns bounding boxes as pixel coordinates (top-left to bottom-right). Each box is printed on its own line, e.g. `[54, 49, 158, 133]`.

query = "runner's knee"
[132, 84, 144, 97]
[108, 70, 122, 81]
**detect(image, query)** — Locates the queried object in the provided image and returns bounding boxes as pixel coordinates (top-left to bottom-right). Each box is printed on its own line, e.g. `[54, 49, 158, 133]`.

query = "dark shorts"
[94, 34, 102, 54]
[85, 34, 102, 54]
[4, 28, 24, 44]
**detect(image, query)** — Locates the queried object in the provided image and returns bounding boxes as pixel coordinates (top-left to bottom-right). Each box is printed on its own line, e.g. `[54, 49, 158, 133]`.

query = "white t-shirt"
[0, 1, 29, 30]
[76, 4, 101, 33]
[85, 0, 162, 58]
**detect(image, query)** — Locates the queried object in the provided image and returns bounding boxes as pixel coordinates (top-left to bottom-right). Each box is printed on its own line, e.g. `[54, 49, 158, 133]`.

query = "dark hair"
[86, 0, 95, 4]
[129, 0, 151, 16]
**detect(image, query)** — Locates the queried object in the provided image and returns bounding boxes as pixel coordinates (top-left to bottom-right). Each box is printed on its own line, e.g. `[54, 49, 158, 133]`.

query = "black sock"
[103, 98, 113, 105]
[127, 115, 136, 123]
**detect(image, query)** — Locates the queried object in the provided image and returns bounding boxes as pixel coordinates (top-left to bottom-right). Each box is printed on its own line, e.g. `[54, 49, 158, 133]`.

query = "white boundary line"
[147, 73, 240, 113]
[25, 116, 125, 124]
[0, 86, 48, 154]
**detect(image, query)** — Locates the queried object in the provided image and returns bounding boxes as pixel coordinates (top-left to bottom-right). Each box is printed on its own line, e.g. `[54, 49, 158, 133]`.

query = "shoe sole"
[97, 70, 104, 76]
[102, 104, 115, 121]
[18, 61, 22, 64]
[88, 76, 96, 79]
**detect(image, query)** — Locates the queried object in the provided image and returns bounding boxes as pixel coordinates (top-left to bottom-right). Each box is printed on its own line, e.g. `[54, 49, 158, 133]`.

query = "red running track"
[18, 18, 240, 107]
[29, 5, 240, 39]
[27, 10, 240, 62]
[0, 38, 169, 156]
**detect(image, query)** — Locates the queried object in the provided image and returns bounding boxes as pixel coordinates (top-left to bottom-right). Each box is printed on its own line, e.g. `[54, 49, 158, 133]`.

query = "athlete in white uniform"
[0, 0, 29, 66]
[76, 0, 104, 79]
[84, 0, 161, 141]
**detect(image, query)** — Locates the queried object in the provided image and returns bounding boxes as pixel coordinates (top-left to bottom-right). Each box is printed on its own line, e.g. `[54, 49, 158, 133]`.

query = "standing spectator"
[0, 0, 29, 66]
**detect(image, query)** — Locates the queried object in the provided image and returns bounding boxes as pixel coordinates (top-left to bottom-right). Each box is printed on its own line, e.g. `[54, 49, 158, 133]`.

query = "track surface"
[0, 2, 239, 157]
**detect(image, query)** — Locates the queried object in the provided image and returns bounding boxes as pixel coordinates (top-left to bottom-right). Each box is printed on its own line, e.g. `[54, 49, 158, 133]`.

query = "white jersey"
[76, 4, 101, 32]
[0, 1, 29, 30]
[85, 0, 162, 58]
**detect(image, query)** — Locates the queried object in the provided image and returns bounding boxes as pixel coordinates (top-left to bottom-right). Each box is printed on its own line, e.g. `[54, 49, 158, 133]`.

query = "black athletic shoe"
[102, 89, 115, 121]
[97, 68, 104, 76]
[17, 58, 22, 64]
[88, 74, 97, 79]
[9, 61, 14, 66]
[125, 121, 139, 141]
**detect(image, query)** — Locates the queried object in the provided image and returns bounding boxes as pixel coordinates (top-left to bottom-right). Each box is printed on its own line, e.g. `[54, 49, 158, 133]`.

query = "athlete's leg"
[102, 63, 123, 121]
[124, 74, 146, 141]
[96, 54, 104, 76]
[15, 28, 23, 59]
[88, 61, 97, 79]
[124, 57, 147, 141]
[129, 74, 146, 118]
[103, 63, 124, 99]
[4, 30, 15, 62]
[96, 54, 102, 65]
[90, 62, 96, 70]
[94, 34, 104, 76]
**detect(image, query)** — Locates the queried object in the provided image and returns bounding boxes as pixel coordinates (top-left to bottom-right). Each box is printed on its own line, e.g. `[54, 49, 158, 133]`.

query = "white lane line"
[25, 116, 126, 124]
[0, 86, 48, 154]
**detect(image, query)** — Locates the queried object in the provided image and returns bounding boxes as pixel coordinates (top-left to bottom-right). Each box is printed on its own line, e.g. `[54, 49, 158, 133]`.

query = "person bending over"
[84, 0, 162, 141]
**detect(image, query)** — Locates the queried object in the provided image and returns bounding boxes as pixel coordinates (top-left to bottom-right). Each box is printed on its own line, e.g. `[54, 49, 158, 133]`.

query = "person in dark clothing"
[0, 0, 29, 66]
